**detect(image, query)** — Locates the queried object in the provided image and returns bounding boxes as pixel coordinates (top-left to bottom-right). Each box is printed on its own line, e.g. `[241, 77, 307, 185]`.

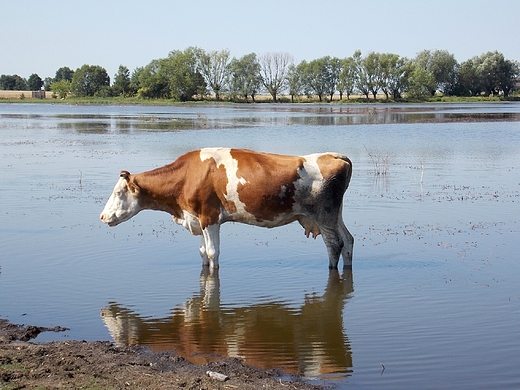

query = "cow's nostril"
[100, 214, 105, 222]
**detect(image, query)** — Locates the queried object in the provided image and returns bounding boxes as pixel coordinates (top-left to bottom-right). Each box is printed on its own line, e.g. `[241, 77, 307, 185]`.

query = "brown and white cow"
[100, 148, 354, 269]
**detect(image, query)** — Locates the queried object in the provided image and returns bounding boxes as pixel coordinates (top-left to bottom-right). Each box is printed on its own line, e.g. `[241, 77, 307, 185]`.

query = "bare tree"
[259, 52, 293, 102]
[197, 49, 231, 100]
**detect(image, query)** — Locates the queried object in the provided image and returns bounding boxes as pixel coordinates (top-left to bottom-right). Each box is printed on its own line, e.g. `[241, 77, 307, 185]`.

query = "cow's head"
[100, 171, 142, 227]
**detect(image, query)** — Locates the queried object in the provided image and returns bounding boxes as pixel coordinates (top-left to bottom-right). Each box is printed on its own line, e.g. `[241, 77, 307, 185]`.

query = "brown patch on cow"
[316, 154, 351, 181]
[175, 154, 227, 229]
[132, 151, 240, 230]
[316, 154, 352, 205]
[231, 150, 303, 221]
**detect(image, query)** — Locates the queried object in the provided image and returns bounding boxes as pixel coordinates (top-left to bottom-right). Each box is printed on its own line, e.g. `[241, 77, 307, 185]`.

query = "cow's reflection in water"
[101, 269, 353, 378]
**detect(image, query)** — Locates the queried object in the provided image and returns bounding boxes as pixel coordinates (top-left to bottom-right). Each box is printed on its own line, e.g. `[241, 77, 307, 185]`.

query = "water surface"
[1, 103, 519, 389]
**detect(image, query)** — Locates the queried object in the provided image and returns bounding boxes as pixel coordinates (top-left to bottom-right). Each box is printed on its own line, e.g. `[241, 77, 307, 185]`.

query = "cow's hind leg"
[338, 217, 354, 269]
[320, 225, 344, 269]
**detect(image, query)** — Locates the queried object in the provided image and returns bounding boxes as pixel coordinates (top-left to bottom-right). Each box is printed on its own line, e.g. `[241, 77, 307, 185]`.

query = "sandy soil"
[0, 318, 323, 390]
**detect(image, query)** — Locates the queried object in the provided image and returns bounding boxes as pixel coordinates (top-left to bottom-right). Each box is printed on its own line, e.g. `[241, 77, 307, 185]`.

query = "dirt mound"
[0, 318, 322, 389]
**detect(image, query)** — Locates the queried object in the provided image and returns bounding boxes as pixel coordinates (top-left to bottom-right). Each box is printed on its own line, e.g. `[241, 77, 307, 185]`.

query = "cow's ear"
[128, 180, 140, 195]
[120, 170, 130, 181]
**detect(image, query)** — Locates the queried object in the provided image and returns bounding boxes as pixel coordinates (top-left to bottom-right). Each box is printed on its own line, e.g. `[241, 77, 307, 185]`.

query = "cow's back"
[197, 148, 351, 226]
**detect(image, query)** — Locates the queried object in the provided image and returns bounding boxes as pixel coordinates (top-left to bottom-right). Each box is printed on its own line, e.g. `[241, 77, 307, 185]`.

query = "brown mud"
[0, 318, 323, 390]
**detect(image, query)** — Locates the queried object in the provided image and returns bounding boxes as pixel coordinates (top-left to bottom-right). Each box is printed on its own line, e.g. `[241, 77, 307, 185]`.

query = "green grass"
[1, 93, 518, 105]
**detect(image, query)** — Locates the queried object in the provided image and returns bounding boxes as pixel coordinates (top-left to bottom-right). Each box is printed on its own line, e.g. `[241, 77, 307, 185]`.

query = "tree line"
[1, 48, 518, 102]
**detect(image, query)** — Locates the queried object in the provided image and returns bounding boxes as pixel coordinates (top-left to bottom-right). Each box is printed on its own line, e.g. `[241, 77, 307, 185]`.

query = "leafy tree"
[413, 50, 457, 95]
[0, 74, 27, 90]
[456, 51, 519, 97]
[353, 51, 370, 100]
[196, 49, 231, 101]
[55, 67, 74, 82]
[379, 54, 411, 99]
[71, 64, 110, 97]
[456, 57, 481, 96]
[375, 53, 403, 99]
[229, 53, 262, 102]
[295, 60, 312, 98]
[133, 50, 205, 101]
[364, 52, 382, 99]
[375, 53, 391, 99]
[325, 57, 341, 101]
[130, 66, 144, 96]
[413, 50, 438, 96]
[162, 48, 206, 101]
[135, 59, 170, 99]
[407, 66, 436, 99]
[392, 57, 413, 99]
[302, 58, 327, 101]
[477, 51, 518, 97]
[43, 77, 54, 91]
[286, 63, 305, 102]
[51, 79, 71, 99]
[46, 67, 74, 92]
[27, 73, 43, 91]
[14, 75, 27, 90]
[300, 56, 340, 102]
[112, 65, 131, 97]
[0, 75, 11, 90]
[259, 52, 293, 102]
[430, 50, 458, 95]
[337, 57, 356, 100]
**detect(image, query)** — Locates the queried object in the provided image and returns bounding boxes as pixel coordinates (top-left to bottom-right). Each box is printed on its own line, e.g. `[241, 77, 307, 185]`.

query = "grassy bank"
[1, 94, 519, 105]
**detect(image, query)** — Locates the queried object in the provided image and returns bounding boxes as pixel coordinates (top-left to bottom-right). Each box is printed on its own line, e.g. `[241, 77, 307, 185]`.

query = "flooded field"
[1, 102, 519, 389]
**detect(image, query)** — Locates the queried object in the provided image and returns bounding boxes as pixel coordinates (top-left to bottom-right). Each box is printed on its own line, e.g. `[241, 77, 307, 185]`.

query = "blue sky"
[2, 0, 518, 80]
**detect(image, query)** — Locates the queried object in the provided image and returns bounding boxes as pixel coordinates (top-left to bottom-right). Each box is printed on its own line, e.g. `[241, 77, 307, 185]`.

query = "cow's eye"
[114, 191, 121, 196]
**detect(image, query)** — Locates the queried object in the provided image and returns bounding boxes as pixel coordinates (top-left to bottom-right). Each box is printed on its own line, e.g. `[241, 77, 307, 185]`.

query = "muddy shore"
[0, 318, 323, 390]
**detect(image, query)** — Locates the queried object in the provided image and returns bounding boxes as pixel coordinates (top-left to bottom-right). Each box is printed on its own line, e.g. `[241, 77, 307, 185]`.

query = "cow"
[100, 148, 354, 270]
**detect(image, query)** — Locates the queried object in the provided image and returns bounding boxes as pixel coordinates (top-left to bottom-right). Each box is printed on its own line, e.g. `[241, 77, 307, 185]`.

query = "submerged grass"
[364, 145, 392, 176]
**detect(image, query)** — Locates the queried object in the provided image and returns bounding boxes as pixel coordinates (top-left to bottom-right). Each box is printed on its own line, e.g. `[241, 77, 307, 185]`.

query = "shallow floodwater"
[1, 102, 520, 389]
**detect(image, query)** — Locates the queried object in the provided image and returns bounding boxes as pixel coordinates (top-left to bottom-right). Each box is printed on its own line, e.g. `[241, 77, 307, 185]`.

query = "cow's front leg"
[199, 236, 210, 266]
[202, 224, 221, 269]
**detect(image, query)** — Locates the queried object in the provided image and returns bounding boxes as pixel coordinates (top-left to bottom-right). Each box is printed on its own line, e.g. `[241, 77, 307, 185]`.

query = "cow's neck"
[133, 165, 184, 217]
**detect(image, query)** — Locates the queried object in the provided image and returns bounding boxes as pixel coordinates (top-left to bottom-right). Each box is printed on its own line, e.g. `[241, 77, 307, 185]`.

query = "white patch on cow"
[172, 210, 203, 235]
[100, 177, 142, 226]
[295, 153, 324, 197]
[199, 148, 254, 221]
